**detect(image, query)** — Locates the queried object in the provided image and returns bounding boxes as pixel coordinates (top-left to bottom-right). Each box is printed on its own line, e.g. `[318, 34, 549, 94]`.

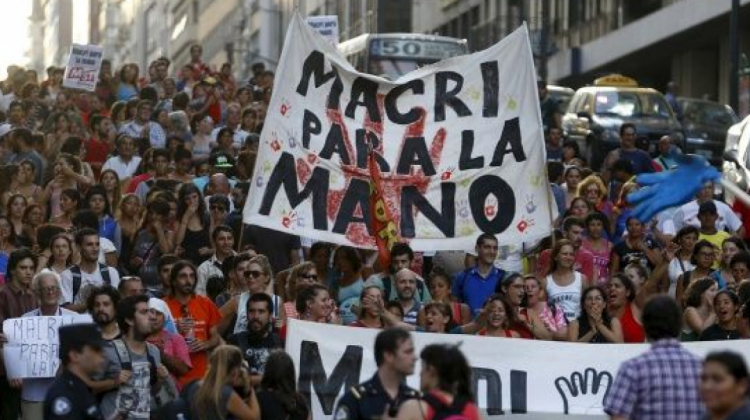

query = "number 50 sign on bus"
[62, 44, 104, 92]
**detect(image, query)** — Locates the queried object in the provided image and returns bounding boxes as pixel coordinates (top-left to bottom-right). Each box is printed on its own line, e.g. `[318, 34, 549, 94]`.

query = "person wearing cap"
[698, 200, 731, 267]
[192, 151, 237, 193]
[146, 297, 191, 390]
[43, 323, 107, 420]
[20, 270, 77, 420]
[673, 181, 744, 237]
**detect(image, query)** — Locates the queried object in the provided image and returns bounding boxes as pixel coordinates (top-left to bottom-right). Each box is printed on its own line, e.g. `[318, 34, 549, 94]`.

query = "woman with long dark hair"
[185, 345, 260, 420]
[606, 274, 644, 343]
[700, 291, 741, 341]
[175, 183, 211, 265]
[700, 351, 750, 420]
[257, 351, 309, 420]
[386, 344, 479, 420]
[85, 184, 122, 250]
[0, 216, 17, 283]
[6, 194, 32, 248]
[682, 277, 719, 342]
[351, 285, 386, 329]
[568, 286, 623, 343]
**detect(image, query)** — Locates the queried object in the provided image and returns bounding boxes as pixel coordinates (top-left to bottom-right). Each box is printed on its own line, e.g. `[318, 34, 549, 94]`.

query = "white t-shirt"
[102, 156, 142, 180]
[60, 264, 121, 304]
[673, 199, 742, 233]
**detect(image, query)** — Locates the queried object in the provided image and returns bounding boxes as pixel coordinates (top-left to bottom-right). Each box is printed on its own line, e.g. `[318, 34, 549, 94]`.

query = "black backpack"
[422, 393, 473, 420]
[71, 264, 112, 300]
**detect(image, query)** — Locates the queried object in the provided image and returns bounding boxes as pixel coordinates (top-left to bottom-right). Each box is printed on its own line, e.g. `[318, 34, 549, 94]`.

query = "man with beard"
[334, 328, 419, 420]
[87, 285, 122, 341]
[164, 260, 222, 387]
[392, 269, 422, 326]
[227, 293, 282, 386]
[100, 295, 172, 420]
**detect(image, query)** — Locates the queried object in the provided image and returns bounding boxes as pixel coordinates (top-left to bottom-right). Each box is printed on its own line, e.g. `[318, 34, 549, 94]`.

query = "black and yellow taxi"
[562, 74, 684, 170]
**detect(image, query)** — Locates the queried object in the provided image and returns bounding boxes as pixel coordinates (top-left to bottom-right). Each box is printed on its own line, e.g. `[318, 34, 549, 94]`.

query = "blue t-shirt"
[452, 267, 505, 316]
[620, 149, 654, 175]
[337, 279, 363, 325]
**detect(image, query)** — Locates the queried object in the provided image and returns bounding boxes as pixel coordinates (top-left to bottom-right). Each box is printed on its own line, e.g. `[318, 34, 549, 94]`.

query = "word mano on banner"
[2, 314, 93, 379]
[62, 44, 104, 92]
[243, 12, 555, 252]
[286, 319, 750, 419]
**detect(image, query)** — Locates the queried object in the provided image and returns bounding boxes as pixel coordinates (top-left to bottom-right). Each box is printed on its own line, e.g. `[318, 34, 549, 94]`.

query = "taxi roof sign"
[593, 74, 638, 87]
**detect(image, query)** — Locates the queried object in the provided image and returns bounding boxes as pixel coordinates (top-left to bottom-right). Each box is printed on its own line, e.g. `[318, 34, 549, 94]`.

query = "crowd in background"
[0, 44, 746, 420]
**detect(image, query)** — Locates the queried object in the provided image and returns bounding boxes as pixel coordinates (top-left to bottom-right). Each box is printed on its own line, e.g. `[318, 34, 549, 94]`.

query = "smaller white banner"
[3, 315, 93, 379]
[306, 15, 339, 45]
[286, 319, 750, 419]
[62, 44, 104, 91]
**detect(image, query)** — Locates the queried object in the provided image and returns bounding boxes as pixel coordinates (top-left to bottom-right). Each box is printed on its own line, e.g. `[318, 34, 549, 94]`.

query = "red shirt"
[535, 247, 595, 279]
[86, 137, 110, 172]
[165, 295, 222, 387]
[732, 199, 750, 239]
[127, 173, 152, 193]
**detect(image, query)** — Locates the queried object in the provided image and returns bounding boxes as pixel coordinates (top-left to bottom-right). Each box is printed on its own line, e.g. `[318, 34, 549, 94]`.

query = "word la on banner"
[286, 319, 750, 419]
[243, 11, 555, 252]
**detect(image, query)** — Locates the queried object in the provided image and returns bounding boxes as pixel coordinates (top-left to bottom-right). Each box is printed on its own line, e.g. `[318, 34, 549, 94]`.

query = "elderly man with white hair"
[20, 270, 77, 420]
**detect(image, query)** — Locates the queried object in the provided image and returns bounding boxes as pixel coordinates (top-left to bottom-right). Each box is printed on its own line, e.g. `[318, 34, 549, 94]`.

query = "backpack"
[422, 392, 473, 420]
[110, 339, 179, 409]
[71, 264, 112, 301]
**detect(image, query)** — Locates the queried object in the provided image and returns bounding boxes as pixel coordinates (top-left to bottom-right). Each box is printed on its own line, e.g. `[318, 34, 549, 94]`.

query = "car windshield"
[681, 101, 739, 128]
[594, 91, 673, 118]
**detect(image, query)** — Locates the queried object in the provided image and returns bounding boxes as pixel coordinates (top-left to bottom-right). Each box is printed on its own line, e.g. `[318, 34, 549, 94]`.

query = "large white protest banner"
[62, 44, 104, 91]
[244, 13, 554, 252]
[286, 319, 750, 419]
[2, 315, 93, 379]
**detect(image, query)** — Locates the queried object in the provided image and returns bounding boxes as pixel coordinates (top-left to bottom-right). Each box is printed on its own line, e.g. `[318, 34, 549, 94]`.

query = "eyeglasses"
[301, 274, 318, 280]
[244, 270, 263, 278]
[38, 286, 59, 294]
[210, 206, 226, 212]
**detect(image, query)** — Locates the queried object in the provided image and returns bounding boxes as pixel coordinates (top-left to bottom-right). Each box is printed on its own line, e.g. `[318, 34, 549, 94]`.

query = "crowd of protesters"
[0, 46, 746, 419]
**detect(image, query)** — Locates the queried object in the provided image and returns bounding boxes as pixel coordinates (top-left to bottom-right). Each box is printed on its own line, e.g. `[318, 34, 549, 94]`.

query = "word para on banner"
[245, 13, 552, 252]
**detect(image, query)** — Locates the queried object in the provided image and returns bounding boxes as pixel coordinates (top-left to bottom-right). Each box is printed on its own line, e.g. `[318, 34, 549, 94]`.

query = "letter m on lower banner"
[298, 340, 363, 414]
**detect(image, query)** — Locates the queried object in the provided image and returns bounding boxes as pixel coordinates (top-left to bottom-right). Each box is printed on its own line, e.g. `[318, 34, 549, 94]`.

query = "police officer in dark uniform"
[44, 323, 107, 420]
[334, 328, 419, 420]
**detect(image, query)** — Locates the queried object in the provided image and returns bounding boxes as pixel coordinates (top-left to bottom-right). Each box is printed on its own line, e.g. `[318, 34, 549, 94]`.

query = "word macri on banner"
[244, 13, 554, 252]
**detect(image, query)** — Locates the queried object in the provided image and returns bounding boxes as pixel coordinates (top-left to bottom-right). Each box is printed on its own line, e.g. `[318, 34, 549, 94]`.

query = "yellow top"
[593, 74, 638, 87]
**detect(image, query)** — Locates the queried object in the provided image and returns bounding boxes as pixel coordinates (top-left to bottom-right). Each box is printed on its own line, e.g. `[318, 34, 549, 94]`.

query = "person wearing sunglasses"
[219, 255, 282, 336]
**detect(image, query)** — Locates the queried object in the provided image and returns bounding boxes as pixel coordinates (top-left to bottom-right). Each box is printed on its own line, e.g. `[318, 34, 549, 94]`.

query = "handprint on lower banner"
[554, 368, 613, 415]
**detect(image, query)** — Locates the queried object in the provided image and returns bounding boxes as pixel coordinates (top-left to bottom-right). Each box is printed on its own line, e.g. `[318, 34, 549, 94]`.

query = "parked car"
[548, 85, 575, 114]
[722, 114, 750, 204]
[561, 74, 685, 170]
[677, 97, 739, 166]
